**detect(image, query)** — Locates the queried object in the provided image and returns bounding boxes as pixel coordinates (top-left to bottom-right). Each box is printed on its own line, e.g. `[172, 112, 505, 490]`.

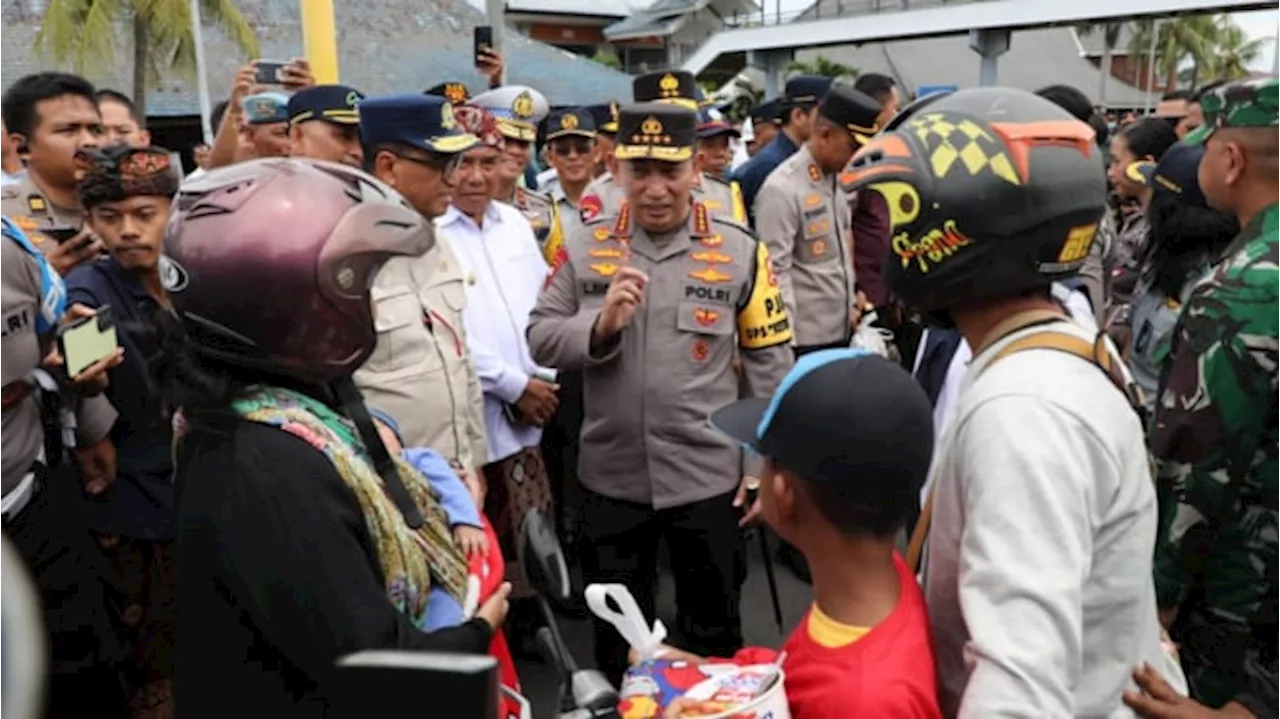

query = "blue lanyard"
[2, 216, 66, 336]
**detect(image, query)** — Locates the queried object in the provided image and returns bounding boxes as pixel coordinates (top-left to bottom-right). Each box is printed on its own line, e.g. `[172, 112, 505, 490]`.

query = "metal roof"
[682, 0, 1275, 74]
[786, 26, 1155, 108]
[1, 0, 634, 115]
[1072, 23, 1143, 56]
[505, 0, 633, 19]
[604, 0, 707, 39]
[604, 0, 756, 40]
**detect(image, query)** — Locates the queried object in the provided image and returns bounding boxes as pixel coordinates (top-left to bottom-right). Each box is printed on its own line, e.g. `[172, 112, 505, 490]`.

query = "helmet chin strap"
[330, 377, 425, 529]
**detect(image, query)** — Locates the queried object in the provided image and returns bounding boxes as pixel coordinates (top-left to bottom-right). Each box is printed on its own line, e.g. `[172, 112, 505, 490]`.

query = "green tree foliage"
[37, 0, 259, 117]
[785, 55, 859, 81]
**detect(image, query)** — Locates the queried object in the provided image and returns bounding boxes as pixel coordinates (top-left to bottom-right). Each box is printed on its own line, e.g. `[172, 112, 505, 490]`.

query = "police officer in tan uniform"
[1, 73, 107, 277]
[540, 107, 598, 267]
[528, 103, 793, 682]
[579, 72, 748, 226]
[755, 86, 881, 355]
[355, 94, 491, 494]
[2, 216, 128, 713]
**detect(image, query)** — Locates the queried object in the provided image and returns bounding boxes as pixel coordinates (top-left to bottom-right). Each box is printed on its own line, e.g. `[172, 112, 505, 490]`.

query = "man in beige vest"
[354, 94, 490, 499]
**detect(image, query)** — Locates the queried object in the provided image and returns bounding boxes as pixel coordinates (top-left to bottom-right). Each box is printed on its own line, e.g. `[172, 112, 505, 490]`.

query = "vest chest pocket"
[363, 285, 437, 377]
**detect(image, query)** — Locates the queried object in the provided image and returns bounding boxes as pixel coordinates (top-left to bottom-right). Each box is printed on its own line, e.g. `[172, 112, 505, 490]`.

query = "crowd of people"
[0, 39, 1275, 719]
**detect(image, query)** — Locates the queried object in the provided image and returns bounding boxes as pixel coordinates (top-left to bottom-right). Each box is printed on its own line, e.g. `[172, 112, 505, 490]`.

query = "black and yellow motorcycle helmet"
[840, 87, 1107, 314]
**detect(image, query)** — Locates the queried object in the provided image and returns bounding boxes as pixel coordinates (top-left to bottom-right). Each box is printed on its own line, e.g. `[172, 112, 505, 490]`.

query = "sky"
[1234, 9, 1279, 71]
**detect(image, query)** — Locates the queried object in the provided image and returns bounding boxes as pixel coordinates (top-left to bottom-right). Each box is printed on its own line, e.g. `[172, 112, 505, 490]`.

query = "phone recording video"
[473, 26, 494, 67]
[44, 226, 82, 244]
[254, 60, 288, 85]
[58, 306, 119, 378]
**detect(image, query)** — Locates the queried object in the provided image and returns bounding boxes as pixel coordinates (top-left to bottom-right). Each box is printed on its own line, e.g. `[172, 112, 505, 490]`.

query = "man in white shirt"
[843, 87, 1184, 717]
[443, 103, 557, 599]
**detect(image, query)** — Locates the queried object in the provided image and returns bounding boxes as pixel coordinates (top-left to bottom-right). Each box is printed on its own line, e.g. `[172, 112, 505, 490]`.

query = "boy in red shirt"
[657, 348, 941, 718]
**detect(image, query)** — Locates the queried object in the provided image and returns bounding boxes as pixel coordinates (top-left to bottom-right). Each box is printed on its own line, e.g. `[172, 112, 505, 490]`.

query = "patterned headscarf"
[453, 104, 505, 150]
[76, 144, 181, 209]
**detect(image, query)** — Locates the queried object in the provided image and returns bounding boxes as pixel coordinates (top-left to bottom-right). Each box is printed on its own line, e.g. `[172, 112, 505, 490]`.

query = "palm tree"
[785, 55, 859, 82]
[1076, 21, 1125, 108]
[37, 0, 259, 118]
[1202, 15, 1266, 81]
[1129, 15, 1217, 92]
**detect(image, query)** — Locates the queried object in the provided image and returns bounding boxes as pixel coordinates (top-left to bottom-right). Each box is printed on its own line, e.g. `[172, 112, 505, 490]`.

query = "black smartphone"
[58, 306, 118, 378]
[473, 26, 494, 66]
[44, 226, 82, 244]
[254, 60, 287, 85]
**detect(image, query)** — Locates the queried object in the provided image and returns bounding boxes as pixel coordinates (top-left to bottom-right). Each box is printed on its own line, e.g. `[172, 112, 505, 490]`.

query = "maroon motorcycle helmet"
[162, 158, 435, 383]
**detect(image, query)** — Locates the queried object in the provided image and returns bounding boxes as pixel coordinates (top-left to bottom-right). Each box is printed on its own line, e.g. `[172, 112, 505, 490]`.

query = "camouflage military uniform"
[1151, 77, 1279, 710]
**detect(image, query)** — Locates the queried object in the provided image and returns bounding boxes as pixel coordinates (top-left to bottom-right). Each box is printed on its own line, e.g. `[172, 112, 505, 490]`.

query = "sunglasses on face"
[390, 150, 464, 177]
[552, 139, 594, 158]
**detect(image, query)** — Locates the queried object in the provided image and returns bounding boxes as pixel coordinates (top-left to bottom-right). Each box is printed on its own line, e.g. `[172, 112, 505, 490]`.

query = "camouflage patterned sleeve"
[1149, 226, 1279, 611]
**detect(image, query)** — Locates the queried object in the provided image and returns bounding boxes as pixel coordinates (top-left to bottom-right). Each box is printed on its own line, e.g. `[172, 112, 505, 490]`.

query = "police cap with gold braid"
[817, 87, 882, 144]
[426, 81, 472, 106]
[614, 103, 696, 163]
[288, 84, 364, 126]
[584, 102, 621, 134]
[546, 107, 596, 141]
[633, 71, 699, 111]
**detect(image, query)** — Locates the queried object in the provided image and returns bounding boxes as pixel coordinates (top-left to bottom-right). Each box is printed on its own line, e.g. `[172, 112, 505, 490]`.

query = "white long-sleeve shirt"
[922, 289, 1184, 718]
[438, 202, 551, 464]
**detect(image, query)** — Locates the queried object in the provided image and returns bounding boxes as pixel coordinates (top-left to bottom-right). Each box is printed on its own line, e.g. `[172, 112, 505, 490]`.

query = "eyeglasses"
[388, 150, 464, 177]
[552, 139, 594, 158]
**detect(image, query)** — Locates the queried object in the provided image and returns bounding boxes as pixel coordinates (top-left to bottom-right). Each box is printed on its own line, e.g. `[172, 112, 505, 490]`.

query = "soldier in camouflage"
[1146, 76, 1279, 716]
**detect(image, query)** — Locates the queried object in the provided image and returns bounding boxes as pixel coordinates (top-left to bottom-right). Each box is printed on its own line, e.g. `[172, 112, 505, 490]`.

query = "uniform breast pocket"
[797, 214, 836, 265]
[362, 285, 436, 377]
[676, 300, 734, 366]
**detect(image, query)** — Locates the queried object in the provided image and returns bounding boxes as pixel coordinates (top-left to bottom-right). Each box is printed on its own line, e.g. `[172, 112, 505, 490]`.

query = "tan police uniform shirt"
[579, 172, 625, 224]
[753, 144, 856, 349]
[695, 175, 748, 225]
[2, 237, 117, 493]
[580, 172, 747, 226]
[510, 186, 557, 255]
[528, 201, 794, 509]
[0, 177, 116, 481]
[1, 175, 85, 233]
[549, 184, 584, 245]
[355, 231, 488, 469]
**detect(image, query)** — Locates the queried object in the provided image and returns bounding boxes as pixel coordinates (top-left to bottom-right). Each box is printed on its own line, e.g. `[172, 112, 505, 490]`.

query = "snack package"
[617, 660, 788, 719]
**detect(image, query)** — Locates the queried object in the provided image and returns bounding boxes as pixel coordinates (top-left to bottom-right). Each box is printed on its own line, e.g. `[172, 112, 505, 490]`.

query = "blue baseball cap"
[242, 92, 290, 125]
[358, 94, 479, 154]
[1130, 141, 1208, 208]
[709, 349, 934, 502]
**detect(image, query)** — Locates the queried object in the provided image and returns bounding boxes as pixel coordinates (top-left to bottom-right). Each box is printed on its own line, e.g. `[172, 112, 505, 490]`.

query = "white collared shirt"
[438, 202, 552, 463]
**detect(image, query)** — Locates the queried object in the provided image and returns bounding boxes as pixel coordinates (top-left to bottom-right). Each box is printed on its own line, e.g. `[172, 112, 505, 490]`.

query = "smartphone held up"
[58, 306, 119, 378]
[473, 26, 494, 67]
[253, 60, 288, 85]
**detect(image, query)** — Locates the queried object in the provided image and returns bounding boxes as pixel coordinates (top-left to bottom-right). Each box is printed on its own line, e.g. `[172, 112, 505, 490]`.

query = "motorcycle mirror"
[520, 508, 571, 601]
